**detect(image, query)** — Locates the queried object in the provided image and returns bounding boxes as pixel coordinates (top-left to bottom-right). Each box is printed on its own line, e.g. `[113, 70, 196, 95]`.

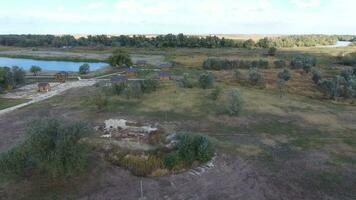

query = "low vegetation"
[0, 118, 93, 180]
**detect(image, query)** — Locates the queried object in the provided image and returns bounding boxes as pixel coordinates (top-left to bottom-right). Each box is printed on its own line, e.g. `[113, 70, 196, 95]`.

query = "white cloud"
[290, 0, 321, 8]
[87, 2, 104, 9]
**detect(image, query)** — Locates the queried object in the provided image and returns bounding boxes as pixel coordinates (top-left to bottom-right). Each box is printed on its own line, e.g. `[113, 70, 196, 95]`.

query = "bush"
[178, 74, 197, 88]
[112, 82, 127, 95]
[108, 49, 133, 67]
[290, 55, 316, 71]
[93, 95, 109, 110]
[124, 81, 143, 99]
[139, 79, 160, 93]
[277, 68, 291, 81]
[274, 60, 286, 68]
[26, 118, 92, 178]
[79, 64, 90, 74]
[311, 68, 322, 84]
[209, 86, 222, 101]
[219, 89, 244, 116]
[163, 152, 181, 169]
[234, 69, 242, 80]
[0, 145, 33, 179]
[199, 73, 214, 89]
[176, 134, 214, 165]
[268, 47, 277, 56]
[248, 68, 264, 86]
[0, 118, 93, 179]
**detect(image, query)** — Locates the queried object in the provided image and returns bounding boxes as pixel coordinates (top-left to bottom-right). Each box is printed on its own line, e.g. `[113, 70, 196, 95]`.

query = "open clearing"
[0, 46, 355, 200]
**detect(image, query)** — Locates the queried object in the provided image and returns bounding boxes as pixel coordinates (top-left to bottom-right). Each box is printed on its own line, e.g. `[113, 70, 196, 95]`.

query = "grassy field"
[0, 45, 355, 199]
[0, 98, 28, 110]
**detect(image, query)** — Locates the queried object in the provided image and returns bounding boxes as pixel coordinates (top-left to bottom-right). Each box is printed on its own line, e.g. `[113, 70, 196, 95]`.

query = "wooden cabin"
[126, 67, 137, 78]
[159, 72, 171, 81]
[38, 82, 50, 92]
[55, 71, 69, 83]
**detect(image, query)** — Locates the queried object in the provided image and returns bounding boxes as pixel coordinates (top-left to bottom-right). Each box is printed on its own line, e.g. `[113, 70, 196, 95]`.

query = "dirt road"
[0, 79, 97, 116]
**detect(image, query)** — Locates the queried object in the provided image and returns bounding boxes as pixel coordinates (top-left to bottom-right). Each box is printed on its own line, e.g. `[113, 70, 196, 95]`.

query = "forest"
[0, 34, 345, 49]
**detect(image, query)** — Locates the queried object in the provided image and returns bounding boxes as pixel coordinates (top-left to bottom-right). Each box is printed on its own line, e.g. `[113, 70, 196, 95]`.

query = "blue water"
[0, 57, 108, 72]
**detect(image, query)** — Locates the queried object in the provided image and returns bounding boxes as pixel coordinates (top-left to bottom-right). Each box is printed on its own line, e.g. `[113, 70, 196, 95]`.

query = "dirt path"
[0, 79, 97, 116]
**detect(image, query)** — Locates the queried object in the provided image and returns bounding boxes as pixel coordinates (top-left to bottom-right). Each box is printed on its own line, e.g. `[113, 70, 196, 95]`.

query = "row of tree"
[0, 34, 341, 48]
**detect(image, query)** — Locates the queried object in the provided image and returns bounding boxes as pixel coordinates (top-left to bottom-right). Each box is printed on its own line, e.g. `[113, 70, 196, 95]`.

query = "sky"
[0, 0, 355, 35]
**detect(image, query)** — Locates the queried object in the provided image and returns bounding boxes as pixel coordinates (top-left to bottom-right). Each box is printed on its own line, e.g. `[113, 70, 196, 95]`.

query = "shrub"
[176, 134, 214, 165]
[124, 81, 143, 99]
[209, 86, 222, 101]
[248, 68, 264, 86]
[178, 74, 197, 88]
[234, 69, 242, 80]
[163, 152, 181, 170]
[139, 79, 160, 93]
[290, 55, 316, 71]
[79, 64, 90, 74]
[277, 68, 291, 81]
[0, 145, 33, 179]
[219, 89, 244, 116]
[303, 64, 312, 73]
[26, 118, 92, 178]
[93, 95, 109, 110]
[0, 118, 93, 179]
[164, 134, 214, 169]
[311, 68, 322, 84]
[268, 47, 277, 56]
[274, 60, 286, 68]
[199, 73, 214, 89]
[112, 82, 127, 95]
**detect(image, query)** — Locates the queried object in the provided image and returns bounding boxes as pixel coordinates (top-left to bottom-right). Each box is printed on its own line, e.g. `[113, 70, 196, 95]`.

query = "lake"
[319, 41, 352, 48]
[0, 57, 108, 72]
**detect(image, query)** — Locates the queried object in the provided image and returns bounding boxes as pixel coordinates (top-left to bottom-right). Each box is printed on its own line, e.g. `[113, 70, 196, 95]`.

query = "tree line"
[0, 34, 345, 48]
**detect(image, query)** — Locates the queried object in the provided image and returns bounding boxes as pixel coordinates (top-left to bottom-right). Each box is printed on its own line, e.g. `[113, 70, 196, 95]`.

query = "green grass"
[0, 98, 28, 110]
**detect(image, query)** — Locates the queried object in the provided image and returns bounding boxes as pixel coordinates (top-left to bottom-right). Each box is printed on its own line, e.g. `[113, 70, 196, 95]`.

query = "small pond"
[0, 57, 108, 72]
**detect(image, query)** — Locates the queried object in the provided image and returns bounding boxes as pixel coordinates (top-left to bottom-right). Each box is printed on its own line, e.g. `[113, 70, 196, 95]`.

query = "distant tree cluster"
[0, 34, 341, 49]
[0, 66, 26, 92]
[203, 58, 269, 70]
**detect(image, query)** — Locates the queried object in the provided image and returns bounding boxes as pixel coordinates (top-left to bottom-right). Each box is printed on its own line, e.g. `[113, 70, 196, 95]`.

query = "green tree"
[108, 50, 133, 67]
[30, 65, 41, 76]
[79, 63, 90, 74]
[12, 66, 26, 86]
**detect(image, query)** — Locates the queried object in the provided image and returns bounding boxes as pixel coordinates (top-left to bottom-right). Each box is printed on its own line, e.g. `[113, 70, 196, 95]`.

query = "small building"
[38, 82, 50, 92]
[126, 67, 137, 78]
[135, 60, 147, 67]
[55, 71, 69, 83]
[159, 72, 171, 81]
[111, 76, 128, 84]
